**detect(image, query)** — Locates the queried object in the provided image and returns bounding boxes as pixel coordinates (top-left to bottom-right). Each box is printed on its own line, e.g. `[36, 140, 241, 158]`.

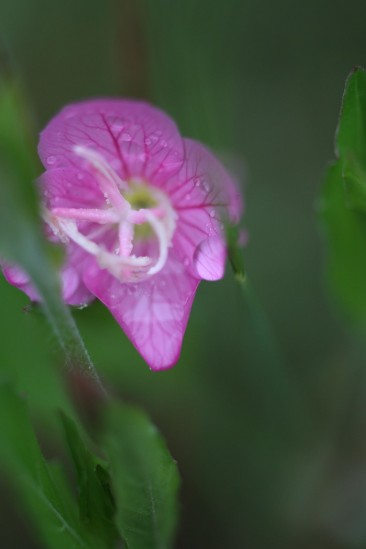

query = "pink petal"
[38, 99, 185, 184]
[1, 242, 94, 307]
[2, 264, 39, 302]
[82, 250, 199, 370]
[39, 168, 104, 210]
[169, 139, 242, 279]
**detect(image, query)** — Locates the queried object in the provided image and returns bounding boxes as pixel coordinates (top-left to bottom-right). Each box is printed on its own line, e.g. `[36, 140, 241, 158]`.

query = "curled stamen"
[118, 222, 134, 257]
[44, 149, 177, 282]
[128, 207, 165, 225]
[51, 207, 120, 224]
[74, 145, 130, 213]
[144, 210, 170, 276]
[45, 212, 151, 280]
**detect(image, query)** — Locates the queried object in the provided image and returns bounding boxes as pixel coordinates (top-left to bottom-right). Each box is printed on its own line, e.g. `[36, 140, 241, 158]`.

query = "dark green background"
[1, 1, 366, 547]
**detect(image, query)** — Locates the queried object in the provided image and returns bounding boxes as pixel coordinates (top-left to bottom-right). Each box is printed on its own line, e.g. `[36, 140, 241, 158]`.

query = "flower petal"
[169, 138, 242, 279]
[2, 264, 39, 302]
[39, 168, 104, 210]
[38, 99, 185, 184]
[1, 242, 94, 307]
[82, 250, 199, 370]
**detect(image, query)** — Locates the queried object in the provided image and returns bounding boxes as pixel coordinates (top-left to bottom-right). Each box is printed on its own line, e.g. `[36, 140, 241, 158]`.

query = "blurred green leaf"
[60, 413, 118, 548]
[320, 67, 366, 322]
[226, 224, 246, 281]
[102, 402, 180, 549]
[336, 67, 366, 212]
[320, 161, 366, 322]
[342, 156, 366, 212]
[0, 52, 103, 389]
[337, 67, 366, 165]
[0, 383, 102, 549]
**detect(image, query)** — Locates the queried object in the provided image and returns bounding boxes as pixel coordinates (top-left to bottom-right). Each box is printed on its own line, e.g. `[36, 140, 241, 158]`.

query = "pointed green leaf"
[60, 413, 118, 548]
[0, 50, 103, 389]
[102, 402, 180, 549]
[320, 161, 366, 323]
[335, 67, 366, 212]
[0, 383, 101, 549]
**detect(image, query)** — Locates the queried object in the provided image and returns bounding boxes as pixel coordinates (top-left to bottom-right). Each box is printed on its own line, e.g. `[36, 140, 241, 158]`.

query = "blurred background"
[1, 0, 366, 547]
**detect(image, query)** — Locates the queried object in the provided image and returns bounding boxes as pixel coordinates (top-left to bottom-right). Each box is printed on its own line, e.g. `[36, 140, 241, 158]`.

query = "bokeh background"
[1, 1, 366, 547]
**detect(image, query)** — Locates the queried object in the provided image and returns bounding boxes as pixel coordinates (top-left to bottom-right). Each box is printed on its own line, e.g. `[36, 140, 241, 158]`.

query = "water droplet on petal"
[209, 209, 216, 218]
[46, 155, 56, 165]
[144, 137, 152, 146]
[193, 236, 226, 281]
[77, 172, 84, 181]
[161, 139, 168, 148]
[77, 303, 88, 310]
[203, 180, 210, 192]
[121, 133, 132, 142]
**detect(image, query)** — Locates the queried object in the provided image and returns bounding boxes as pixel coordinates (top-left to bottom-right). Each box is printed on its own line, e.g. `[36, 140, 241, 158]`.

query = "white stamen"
[73, 145, 130, 213]
[51, 207, 119, 224]
[144, 210, 169, 276]
[45, 147, 177, 282]
[119, 222, 134, 257]
[50, 215, 151, 280]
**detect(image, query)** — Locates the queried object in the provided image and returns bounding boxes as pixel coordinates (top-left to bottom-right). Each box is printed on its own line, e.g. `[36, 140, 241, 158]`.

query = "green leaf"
[320, 67, 366, 323]
[102, 402, 180, 549]
[226, 224, 246, 281]
[0, 383, 101, 549]
[319, 161, 366, 323]
[60, 413, 118, 548]
[336, 66, 366, 165]
[0, 50, 104, 391]
[335, 67, 366, 212]
[342, 156, 366, 212]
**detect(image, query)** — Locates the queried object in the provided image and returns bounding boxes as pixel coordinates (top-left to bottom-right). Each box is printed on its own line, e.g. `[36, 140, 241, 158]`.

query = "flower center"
[44, 146, 176, 282]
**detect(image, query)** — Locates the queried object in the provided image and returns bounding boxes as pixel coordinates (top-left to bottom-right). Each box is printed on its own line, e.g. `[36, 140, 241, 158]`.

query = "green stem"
[236, 274, 310, 438]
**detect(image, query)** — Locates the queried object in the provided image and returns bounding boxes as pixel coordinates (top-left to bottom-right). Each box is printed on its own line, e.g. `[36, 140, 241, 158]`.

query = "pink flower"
[3, 100, 242, 370]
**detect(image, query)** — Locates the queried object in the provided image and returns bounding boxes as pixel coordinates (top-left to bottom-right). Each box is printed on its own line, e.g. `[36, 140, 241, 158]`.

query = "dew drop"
[77, 303, 88, 310]
[46, 155, 56, 165]
[161, 139, 168, 148]
[121, 132, 132, 142]
[144, 137, 152, 146]
[76, 172, 84, 181]
[203, 180, 210, 192]
[209, 209, 216, 218]
[114, 247, 120, 255]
